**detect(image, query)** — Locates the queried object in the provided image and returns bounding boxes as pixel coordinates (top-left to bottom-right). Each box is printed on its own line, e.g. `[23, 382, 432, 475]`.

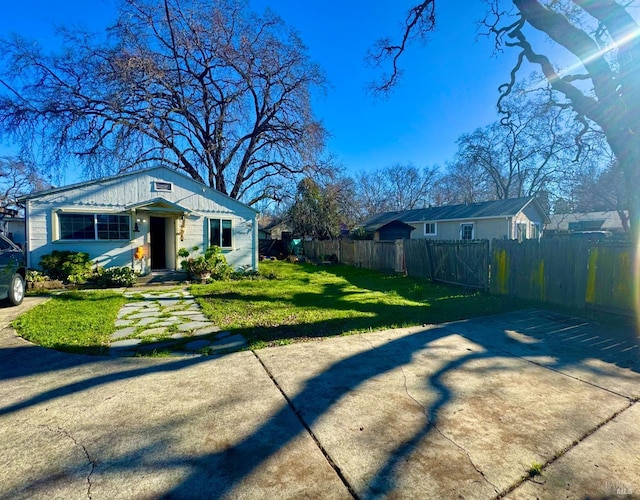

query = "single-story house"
[18, 166, 258, 273]
[0, 207, 25, 248]
[359, 197, 549, 242]
[545, 210, 629, 238]
[1, 217, 26, 248]
[257, 216, 292, 240]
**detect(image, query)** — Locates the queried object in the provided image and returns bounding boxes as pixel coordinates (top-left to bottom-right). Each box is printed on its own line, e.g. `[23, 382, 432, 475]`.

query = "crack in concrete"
[496, 399, 637, 499]
[43, 425, 96, 499]
[399, 366, 502, 496]
[251, 350, 359, 499]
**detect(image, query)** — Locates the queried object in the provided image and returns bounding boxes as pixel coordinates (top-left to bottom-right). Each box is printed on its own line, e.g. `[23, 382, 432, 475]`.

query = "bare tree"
[0, 157, 50, 211]
[0, 0, 327, 205]
[354, 163, 439, 219]
[374, 1, 640, 237]
[452, 87, 594, 201]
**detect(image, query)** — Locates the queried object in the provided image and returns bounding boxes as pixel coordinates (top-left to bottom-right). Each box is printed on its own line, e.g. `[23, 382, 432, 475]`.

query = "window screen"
[460, 223, 474, 240]
[59, 214, 95, 240]
[97, 214, 130, 240]
[210, 218, 233, 248]
[59, 213, 130, 240]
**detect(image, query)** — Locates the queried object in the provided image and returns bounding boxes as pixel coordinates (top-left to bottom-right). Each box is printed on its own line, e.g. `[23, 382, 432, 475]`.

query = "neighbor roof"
[360, 197, 545, 231]
[547, 210, 628, 232]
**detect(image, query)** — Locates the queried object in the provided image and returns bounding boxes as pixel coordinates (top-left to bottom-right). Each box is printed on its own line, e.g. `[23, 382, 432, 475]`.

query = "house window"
[516, 222, 528, 242]
[424, 222, 437, 236]
[59, 213, 130, 240]
[210, 218, 233, 248]
[460, 223, 474, 240]
[531, 223, 540, 239]
[154, 181, 173, 192]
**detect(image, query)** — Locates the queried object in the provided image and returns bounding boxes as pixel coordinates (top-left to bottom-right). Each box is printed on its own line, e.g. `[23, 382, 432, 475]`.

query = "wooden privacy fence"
[302, 239, 404, 273]
[405, 239, 490, 290]
[491, 238, 635, 314]
[302, 237, 634, 314]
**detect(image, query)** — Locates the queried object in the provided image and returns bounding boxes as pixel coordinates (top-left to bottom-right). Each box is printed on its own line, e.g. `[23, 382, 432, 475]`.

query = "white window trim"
[54, 211, 131, 242]
[531, 222, 541, 239]
[208, 217, 234, 250]
[460, 222, 475, 240]
[424, 222, 437, 236]
[153, 181, 173, 192]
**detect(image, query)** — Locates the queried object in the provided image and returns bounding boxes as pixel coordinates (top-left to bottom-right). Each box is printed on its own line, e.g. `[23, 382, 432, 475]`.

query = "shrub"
[40, 251, 94, 283]
[179, 245, 232, 281]
[96, 266, 137, 287]
[26, 270, 50, 283]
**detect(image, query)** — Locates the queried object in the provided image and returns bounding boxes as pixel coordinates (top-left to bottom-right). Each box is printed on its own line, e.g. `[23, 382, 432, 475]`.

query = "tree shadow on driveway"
[1, 308, 638, 498]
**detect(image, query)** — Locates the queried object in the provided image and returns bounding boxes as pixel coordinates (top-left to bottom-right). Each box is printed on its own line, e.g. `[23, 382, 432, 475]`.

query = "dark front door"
[150, 217, 166, 269]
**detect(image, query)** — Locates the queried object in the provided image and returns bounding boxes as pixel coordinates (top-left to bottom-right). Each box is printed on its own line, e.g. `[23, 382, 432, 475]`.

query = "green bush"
[26, 269, 50, 283]
[40, 251, 94, 283]
[96, 266, 137, 287]
[179, 245, 232, 281]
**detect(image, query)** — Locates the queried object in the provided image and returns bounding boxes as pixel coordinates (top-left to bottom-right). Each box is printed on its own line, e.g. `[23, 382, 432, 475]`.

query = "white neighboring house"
[18, 166, 259, 273]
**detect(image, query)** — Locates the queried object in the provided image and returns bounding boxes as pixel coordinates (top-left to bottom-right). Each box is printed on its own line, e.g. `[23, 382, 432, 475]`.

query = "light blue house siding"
[21, 166, 258, 273]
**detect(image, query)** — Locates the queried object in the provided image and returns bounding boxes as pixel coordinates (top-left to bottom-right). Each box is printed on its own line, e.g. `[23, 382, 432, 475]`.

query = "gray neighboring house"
[0, 207, 25, 248]
[359, 197, 549, 241]
[18, 166, 259, 273]
[546, 210, 629, 237]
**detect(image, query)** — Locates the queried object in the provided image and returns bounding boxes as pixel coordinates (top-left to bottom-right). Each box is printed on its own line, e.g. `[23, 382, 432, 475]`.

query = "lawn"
[13, 291, 128, 355]
[13, 261, 528, 354]
[192, 260, 526, 348]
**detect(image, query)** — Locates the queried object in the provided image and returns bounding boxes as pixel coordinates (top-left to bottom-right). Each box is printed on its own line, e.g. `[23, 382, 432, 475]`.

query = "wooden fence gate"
[405, 239, 490, 290]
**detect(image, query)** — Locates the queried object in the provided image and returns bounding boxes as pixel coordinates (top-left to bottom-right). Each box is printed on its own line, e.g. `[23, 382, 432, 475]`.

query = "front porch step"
[136, 270, 189, 285]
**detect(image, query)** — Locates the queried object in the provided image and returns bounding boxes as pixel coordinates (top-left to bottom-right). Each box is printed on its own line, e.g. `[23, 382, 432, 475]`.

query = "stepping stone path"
[109, 288, 248, 357]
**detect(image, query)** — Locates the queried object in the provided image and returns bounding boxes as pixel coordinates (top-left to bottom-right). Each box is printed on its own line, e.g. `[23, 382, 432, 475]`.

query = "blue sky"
[2, 1, 557, 181]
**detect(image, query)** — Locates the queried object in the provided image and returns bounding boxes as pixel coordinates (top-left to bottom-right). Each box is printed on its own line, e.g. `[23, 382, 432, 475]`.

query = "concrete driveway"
[1, 300, 639, 499]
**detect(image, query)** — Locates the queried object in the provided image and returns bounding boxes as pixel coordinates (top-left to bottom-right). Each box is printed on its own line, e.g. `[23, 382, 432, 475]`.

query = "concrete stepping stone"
[124, 301, 149, 307]
[215, 331, 233, 339]
[137, 317, 161, 326]
[138, 327, 167, 337]
[172, 311, 202, 316]
[156, 299, 182, 307]
[110, 327, 136, 340]
[208, 334, 248, 352]
[177, 321, 211, 332]
[128, 310, 161, 319]
[180, 314, 208, 322]
[170, 332, 187, 340]
[192, 325, 221, 336]
[153, 319, 181, 327]
[184, 339, 211, 351]
[115, 319, 133, 327]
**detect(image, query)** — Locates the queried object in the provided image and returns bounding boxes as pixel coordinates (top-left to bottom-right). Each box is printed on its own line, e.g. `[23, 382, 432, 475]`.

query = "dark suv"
[0, 234, 26, 306]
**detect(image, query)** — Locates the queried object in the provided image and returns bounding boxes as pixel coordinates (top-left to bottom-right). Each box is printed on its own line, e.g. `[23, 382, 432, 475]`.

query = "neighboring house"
[363, 220, 416, 241]
[257, 216, 292, 240]
[0, 217, 26, 248]
[545, 210, 628, 238]
[359, 197, 548, 242]
[18, 166, 258, 273]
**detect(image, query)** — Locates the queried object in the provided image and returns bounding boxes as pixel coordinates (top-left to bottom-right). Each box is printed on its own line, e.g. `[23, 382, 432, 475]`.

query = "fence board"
[491, 238, 633, 313]
[404, 239, 489, 289]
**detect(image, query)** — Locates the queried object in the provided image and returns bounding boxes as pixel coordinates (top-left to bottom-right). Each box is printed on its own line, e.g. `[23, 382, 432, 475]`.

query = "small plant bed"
[191, 260, 528, 349]
[13, 291, 128, 355]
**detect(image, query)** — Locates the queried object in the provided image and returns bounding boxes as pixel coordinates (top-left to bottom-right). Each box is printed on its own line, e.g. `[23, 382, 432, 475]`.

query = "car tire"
[8, 273, 25, 306]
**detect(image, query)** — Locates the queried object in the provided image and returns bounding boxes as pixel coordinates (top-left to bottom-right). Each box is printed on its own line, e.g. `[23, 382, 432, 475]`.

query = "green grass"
[192, 261, 526, 348]
[13, 290, 128, 355]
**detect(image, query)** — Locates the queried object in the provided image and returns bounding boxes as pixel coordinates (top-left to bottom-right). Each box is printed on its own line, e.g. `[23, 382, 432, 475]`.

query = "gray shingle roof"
[360, 197, 538, 231]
